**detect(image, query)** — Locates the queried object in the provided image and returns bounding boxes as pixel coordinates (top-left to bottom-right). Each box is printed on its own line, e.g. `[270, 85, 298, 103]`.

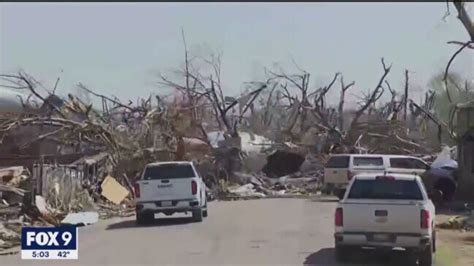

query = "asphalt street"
[1, 198, 419, 266]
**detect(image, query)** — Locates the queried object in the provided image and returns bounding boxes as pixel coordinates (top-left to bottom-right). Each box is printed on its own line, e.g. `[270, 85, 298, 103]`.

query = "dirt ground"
[437, 213, 474, 266]
[437, 229, 474, 266]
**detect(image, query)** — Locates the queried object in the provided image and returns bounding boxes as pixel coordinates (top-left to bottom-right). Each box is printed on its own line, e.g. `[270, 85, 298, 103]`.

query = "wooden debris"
[100, 176, 129, 205]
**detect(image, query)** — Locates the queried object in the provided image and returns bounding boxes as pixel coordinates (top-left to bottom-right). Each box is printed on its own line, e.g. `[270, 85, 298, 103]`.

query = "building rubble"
[0, 163, 135, 252]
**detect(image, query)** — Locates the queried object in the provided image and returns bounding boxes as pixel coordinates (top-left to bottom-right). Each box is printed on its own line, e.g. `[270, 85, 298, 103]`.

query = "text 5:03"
[31, 251, 49, 258]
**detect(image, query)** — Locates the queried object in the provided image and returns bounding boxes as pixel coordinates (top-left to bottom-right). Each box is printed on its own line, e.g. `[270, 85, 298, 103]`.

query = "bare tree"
[337, 76, 355, 131]
[311, 72, 340, 131]
[266, 68, 312, 135]
[349, 58, 391, 132]
[266, 64, 344, 140]
[403, 69, 409, 121]
[159, 33, 268, 138]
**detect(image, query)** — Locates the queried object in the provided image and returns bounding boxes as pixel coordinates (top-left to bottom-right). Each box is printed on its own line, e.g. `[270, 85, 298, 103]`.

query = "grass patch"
[436, 245, 457, 266]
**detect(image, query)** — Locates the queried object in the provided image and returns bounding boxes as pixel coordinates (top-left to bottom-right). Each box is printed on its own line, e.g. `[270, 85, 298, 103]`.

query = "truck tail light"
[335, 207, 343, 226]
[133, 183, 140, 198]
[191, 180, 197, 195]
[421, 209, 430, 229]
[347, 171, 354, 180]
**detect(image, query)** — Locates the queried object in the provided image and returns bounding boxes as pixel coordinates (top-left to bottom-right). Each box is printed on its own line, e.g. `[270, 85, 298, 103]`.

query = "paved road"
[2, 198, 419, 266]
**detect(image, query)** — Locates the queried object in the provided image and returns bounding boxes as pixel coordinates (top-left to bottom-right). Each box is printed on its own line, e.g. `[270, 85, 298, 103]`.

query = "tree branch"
[0, 73, 66, 118]
[448, 40, 474, 48]
[453, 1, 474, 41]
[409, 99, 455, 139]
[337, 76, 355, 131]
[349, 58, 391, 130]
[444, 40, 473, 103]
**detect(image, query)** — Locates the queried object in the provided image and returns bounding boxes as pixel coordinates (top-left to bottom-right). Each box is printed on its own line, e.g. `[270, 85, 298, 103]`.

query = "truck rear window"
[353, 157, 384, 167]
[348, 179, 423, 200]
[143, 164, 196, 180]
[326, 156, 349, 168]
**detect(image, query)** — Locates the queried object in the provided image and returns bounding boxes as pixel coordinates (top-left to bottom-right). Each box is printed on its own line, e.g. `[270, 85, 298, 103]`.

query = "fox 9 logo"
[21, 227, 78, 260]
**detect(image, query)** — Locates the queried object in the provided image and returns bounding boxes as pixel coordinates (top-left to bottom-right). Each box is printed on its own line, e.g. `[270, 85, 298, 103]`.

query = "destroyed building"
[454, 101, 474, 200]
[0, 89, 104, 169]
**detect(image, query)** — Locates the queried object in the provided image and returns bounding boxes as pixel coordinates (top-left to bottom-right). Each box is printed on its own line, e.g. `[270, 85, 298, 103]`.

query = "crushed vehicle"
[334, 173, 436, 266]
[134, 161, 208, 224]
[324, 154, 430, 199]
[420, 147, 458, 203]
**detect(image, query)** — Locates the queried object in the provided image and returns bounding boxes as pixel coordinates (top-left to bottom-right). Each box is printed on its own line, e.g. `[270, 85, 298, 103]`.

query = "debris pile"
[97, 201, 135, 220]
[0, 221, 21, 253]
[438, 212, 474, 231]
[227, 183, 266, 199]
[0, 164, 137, 252]
[61, 212, 99, 226]
[218, 171, 321, 200]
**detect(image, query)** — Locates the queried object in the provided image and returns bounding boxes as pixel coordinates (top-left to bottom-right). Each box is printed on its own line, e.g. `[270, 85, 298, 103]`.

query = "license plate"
[372, 234, 391, 242]
[162, 201, 172, 207]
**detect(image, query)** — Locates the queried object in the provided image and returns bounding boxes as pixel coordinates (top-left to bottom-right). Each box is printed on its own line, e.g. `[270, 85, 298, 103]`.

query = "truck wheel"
[418, 244, 433, 266]
[136, 212, 153, 225]
[192, 209, 203, 222]
[335, 245, 351, 262]
[203, 203, 208, 218]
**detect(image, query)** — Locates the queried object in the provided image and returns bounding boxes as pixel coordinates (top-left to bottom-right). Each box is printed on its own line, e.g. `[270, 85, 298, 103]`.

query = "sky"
[0, 3, 473, 107]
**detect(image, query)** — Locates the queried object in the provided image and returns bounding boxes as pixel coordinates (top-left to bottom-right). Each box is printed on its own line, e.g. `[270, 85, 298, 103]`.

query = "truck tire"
[192, 209, 203, 222]
[335, 245, 351, 262]
[418, 243, 433, 266]
[203, 203, 208, 218]
[136, 212, 153, 225]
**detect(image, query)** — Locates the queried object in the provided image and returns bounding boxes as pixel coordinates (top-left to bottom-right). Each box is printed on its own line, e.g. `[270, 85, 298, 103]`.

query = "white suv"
[324, 154, 430, 198]
[134, 161, 208, 224]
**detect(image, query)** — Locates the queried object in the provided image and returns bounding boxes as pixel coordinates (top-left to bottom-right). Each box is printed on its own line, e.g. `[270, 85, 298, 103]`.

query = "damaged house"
[0, 89, 100, 166]
[454, 101, 474, 200]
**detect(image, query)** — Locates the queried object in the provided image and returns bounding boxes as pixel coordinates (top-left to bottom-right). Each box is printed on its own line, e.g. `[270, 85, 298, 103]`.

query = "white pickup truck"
[334, 173, 436, 266]
[134, 161, 208, 224]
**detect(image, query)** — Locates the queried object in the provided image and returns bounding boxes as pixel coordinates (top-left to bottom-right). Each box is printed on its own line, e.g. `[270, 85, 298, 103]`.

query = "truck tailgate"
[342, 200, 423, 234]
[138, 178, 195, 201]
